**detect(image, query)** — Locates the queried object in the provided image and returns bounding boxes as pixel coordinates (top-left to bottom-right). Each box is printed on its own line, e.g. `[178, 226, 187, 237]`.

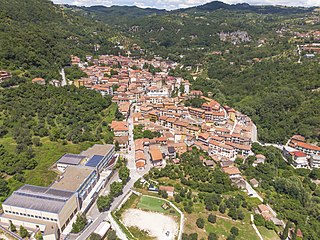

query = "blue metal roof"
[85, 155, 104, 167]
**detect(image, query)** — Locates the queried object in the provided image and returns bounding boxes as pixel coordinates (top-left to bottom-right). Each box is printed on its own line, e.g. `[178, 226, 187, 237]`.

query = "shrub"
[227, 235, 236, 240]
[230, 226, 239, 236]
[71, 214, 87, 233]
[19, 225, 29, 238]
[196, 218, 205, 229]
[208, 214, 217, 223]
[265, 220, 275, 230]
[254, 214, 265, 226]
[208, 232, 218, 240]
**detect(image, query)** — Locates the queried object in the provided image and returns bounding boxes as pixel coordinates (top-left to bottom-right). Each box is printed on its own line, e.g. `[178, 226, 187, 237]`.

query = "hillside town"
[2, 54, 319, 240]
[69, 54, 257, 173]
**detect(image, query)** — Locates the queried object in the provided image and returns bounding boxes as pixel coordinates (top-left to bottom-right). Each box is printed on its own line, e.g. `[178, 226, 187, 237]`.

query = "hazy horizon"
[52, 0, 320, 10]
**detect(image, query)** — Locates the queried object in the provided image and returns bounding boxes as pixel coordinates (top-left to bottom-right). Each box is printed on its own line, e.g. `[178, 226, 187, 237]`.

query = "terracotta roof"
[198, 132, 210, 140]
[258, 204, 269, 213]
[226, 142, 251, 151]
[174, 120, 189, 127]
[189, 107, 205, 113]
[292, 151, 307, 157]
[256, 154, 266, 160]
[111, 121, 128, 131]
[166, 117, 177, 123]
[155, 136, 167, 142]
[159, 186, 174, 192]
[223, 166, 241, 175]
[114, 136, 129, 144]
[291, 135, 305, 142]
[159, 116, 169, 121]
[294, 141, 320, 151]
[135, 151, 146, 161]
[150, 147, 162, 161]
[136, 161, 145, 168]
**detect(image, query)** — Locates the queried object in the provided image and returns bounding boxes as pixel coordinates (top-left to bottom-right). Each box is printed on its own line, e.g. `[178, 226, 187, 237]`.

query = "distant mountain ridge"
[69, 0, 315, 22]
[71, 5, 167, 24]
[186, 1, 314, 14]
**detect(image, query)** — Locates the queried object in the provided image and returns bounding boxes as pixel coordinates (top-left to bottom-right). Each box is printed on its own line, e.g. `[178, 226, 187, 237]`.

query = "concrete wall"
[58, 194, 78, 231]
[2, 205, 59, 225]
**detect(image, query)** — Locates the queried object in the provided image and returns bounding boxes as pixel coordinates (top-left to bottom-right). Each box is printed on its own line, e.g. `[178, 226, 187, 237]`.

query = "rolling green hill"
[0, 0, 122, 78]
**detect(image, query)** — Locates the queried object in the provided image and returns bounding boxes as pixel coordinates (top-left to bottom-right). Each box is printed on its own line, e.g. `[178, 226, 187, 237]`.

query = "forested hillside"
[192, 59, 320, 143]
[74, 5, 166, 25]
[0, 0, 122, 79]
[0, 83, 116, 201]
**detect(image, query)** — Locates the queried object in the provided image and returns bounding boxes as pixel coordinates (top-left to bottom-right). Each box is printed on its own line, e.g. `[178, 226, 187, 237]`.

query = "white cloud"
[52, 0, 320, 9]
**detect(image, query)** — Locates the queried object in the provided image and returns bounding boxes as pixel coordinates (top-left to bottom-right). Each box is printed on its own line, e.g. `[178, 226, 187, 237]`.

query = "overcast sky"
[52, 0, 320, 10]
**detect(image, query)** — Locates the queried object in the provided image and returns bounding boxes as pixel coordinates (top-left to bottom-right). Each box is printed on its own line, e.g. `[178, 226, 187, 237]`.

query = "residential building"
[159, 186, 175, 197]
[110, 121, 129, 137]
[310, 154, 320, 168]
[149, 146, 163, 166]
[291, 151, 309, 168]
[222, 166, 241, 179]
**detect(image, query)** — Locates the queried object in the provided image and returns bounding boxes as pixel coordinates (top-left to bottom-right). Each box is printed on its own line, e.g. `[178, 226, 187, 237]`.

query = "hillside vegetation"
[0, 0, 120, 78]
[0, 83, 115, 201]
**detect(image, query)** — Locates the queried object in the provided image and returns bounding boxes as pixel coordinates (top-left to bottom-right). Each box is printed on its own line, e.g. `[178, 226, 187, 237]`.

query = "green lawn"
[182, 202, 259, 240]
[24, 137, 96, 186]
[0, 136, 17, 153]
[205, 217, 259, 240]
[257, 226, 280, 240]
[137, 196, 169, 214]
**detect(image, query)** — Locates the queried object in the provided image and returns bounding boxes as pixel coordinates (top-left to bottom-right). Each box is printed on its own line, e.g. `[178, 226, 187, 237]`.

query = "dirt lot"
[122, 209, 179, 240]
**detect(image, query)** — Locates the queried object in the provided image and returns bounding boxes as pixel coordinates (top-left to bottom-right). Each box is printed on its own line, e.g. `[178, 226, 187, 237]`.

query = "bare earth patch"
[122, 209, 179, 240]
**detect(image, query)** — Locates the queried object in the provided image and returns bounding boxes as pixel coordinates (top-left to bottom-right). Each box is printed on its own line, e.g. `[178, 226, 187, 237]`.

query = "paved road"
[245, 181, 263, 202]
[252, 123, 258, 142]
[250, 214, 264, 240]
[60, 68, 67, 86]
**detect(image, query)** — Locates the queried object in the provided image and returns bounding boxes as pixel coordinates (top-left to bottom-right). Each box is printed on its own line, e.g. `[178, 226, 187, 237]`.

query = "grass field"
[23, 137, 96, 187]
[257, 226, 280, 240]
[137, 196, 170, 214]
[182, 202, 260, 240]
[205, 217, 259, 240]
